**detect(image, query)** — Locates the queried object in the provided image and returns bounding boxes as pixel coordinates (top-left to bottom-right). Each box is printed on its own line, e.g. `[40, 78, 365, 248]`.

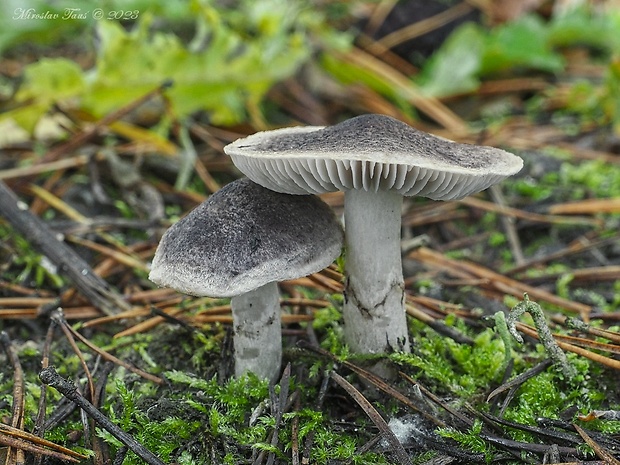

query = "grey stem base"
[231, 281, 282, 382]
[342, 189, 410, 354]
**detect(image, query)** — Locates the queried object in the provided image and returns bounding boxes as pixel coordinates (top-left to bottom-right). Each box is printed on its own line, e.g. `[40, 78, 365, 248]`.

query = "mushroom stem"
[230, 282, 282, 381]
[343, 189, 410, 354]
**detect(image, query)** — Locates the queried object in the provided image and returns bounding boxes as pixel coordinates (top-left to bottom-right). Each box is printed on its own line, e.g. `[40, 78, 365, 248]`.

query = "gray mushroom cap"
[149, 178, 344, 298]
[224, 114, 523, 199]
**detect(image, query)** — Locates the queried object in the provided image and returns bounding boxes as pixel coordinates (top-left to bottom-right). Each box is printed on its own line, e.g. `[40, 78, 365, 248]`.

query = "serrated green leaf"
[81, 6, 310, 124]
[15, 58, 85, 104]
[8, 0, 316, 131]
[1, 58, 85, 133]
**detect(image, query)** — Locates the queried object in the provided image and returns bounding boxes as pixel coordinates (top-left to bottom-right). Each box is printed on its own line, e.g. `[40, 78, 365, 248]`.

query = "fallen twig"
[39, 367, 166, 465]
[573, 423, 620, 465]
[1, 331, 26, 464]
[410, 247, 592, 318]
[0, 425, 86, 464]
[0, 180, 131, 315]
[51, 308, 164, 384]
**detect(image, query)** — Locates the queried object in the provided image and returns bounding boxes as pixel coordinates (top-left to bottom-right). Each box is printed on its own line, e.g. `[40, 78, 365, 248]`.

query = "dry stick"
[0, 180, 131, 316]
[336, 47, 468, 134]
[301, 373, 330, 463]
[459, 196, 601, 227]
[66, 235, 149, 272]
[573, 423, 620, 465]
[507, 232, 620, 275]
[0, 307, 100, 320]
[0, 430, 83, 464]
[479, 412, 582, 448]
[52, 309, 164, 384]
[290, 391, 301, 465]
[50, 309, 97, 402]
[0, 154, 94, 180]
[112, 446, 129, 465]
[488, 185, 525, 265]
[256, 364, 291, 465]
[525, 265, 620, 285]
[565, 317, 620, 344]
[0, 281, 54, 297]
[373, 1, 473, 51]
[411, 247, 592, 319]
[549, 197, 620, 215]
[33, 320, 57, 465]
[1, 331, 26, 465]
[1, 424, 85, 460]
[39, 367, 166, 465]
[91, 362, 116, 465]
[539, 329, 620, 355]
[194, 158, 222, 194]
[517, 324, 620, 371]
[298, 340, 443, 426]
[331, 372, 410, 465]
[399, 372, 473, 428]
[0, 297, 56, 306]
[486, 359, 553, 403]
[405, 302, 473, 344]
[113, 307, 188, 338]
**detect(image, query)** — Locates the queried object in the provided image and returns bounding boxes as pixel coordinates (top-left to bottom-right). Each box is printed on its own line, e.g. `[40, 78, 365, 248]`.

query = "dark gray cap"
[224, 114, 523, 199]
[149, 178, 343, 297]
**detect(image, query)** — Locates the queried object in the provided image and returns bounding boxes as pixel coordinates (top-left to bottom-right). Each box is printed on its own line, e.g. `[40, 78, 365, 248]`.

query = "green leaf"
[16, 58, 85, 103]
[549, 7, 620, 51]
[9, 0, 315, 131]
[416, 23, 485, 97]
[481, 15, 564, 75]
[0, 58, 85, 133]
[82, 6, 311, 124]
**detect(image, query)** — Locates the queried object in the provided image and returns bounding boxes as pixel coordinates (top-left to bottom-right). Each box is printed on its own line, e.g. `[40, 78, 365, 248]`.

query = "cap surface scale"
[224, 114, 523, 199]
[149, 178, 343, 297]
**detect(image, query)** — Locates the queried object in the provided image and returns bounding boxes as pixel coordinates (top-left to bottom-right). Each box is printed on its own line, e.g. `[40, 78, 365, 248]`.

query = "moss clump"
[391, 325, 509, 398]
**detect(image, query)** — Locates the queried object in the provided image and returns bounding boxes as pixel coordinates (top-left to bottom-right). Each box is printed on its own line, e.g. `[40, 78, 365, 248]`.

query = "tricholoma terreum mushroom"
[149, 178, 343, 381]
[224, 114, 523, 355]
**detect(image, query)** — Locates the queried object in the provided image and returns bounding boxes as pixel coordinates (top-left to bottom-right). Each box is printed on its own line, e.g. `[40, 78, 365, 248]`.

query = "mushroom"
[224, 114, 523, 355]
[149, 178, 343, 381]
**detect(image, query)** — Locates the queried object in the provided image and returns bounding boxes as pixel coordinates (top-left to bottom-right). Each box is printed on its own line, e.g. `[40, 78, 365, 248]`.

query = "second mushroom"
[149, 178, 343, 381]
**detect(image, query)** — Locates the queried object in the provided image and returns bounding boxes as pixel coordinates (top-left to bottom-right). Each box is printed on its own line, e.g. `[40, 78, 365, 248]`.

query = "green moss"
[391, 326, 508, 398]
[488, 231, 507, 247]
[312, 304, 349, 359]
[559, 159, 620, 199]
[438, 420, 494, 462]
[160, 371, 391, 463]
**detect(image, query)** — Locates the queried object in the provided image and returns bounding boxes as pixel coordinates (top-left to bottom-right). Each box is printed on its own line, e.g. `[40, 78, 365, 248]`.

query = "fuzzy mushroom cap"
[224, 114, 523, 199]
[149, 178, 343, 298]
